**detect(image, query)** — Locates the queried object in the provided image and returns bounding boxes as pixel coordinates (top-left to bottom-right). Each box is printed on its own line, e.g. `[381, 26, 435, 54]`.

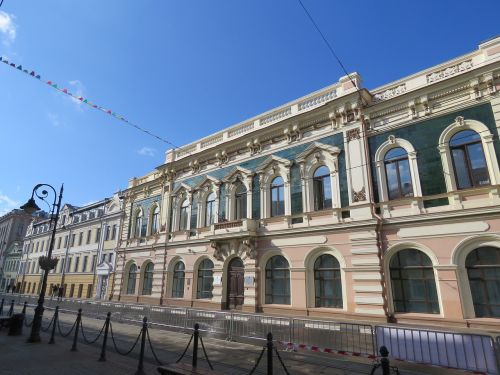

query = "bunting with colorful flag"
[0, 56, 177, 147]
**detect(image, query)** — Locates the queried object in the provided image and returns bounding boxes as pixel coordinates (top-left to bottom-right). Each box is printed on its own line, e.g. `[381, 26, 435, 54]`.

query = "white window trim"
[149, 204, 160, 235]
[304, 246, 347, 310]
[383, 242, 443, 316]
[438, 117, 499, 192]
[132, 208, 143, 238]
[451, 234, 500, 319]
[256, 156, 292, 219]
[259, 250, 292, 306]
[374, 136, 422, 202]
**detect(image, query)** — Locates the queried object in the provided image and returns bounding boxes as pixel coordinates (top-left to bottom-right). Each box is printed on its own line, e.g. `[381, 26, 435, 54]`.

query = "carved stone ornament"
[247, 139, 262, 155]
[189, 159, 201, 174]
[346, 128, 361, 142]
[352, 187, 367, 202]
[215, 151, 228, 166]
[426, 60, 473, 83]
[211, 238, 257, 262]
[284, 125, 301, 144]
[373, 84, 407, 102]
[455, 116, 465, 127]
[388, 135, 396, 144]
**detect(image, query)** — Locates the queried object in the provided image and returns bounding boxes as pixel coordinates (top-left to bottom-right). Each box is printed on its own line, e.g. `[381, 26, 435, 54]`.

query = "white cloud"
[48, 112, 64, 128]
[137, 147, 156, 157]
[0, 192, 19, 216]
[68, 80, 86, 110]
[0, 11, 16, 46]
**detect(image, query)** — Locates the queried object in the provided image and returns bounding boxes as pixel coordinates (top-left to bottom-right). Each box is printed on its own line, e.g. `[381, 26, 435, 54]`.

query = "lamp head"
[20, 198, 41, 215]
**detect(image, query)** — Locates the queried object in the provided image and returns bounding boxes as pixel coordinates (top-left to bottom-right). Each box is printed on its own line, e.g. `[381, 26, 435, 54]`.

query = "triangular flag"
[17, 65, 22, 70]
[52, 84, 58, 88]
[107, 110, 112, 114]
[3, 60, 8, 64]
[83, 99, 88, 103]
[62, 89, 68, 93]
[36, 75, 41, 79]
[30, 71, 35, 76]
[78, 97, 83, 101]
[0, 57, 2, 61]
[10, 63, 15, 66]
[23, 70, 28, 73]
[47, 81, 52, 85]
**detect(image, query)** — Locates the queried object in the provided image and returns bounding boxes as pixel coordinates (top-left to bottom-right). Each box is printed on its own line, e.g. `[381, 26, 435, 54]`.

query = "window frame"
[172, 261, 185, 298]
[196, 259, 214, 299]
[264, 255, 290, 305]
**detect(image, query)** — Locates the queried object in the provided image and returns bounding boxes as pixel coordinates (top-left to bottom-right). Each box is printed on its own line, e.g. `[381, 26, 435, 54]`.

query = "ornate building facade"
[19, 194, 123, 299]
[114, 37, 500, 330]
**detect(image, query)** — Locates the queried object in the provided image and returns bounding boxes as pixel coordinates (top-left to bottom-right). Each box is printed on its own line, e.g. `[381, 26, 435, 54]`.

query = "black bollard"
[22, 301, 27, 315]
[71, 308, 82, 352]
[8, 300, 14, 316]
[192, 323, 200, 369]
[267, 332, 273, 375]
[380, 346, 390, 375]
[135, 316, 147, 375]
[98, 312, 111, 362]
[0, 298, 4, 315]
[49, 306, 59, 345]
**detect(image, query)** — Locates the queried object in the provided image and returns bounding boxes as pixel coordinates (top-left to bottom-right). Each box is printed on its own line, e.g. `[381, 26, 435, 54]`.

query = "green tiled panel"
[252, 175, 260, 219]
[219, 183, 226, 220]
[368, 103, 499, 202]
[190, 195, 198, 229]
[172, 133, 350, 207]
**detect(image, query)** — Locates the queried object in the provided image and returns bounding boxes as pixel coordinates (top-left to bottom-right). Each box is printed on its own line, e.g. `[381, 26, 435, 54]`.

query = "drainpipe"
[361, 114, 393, 323]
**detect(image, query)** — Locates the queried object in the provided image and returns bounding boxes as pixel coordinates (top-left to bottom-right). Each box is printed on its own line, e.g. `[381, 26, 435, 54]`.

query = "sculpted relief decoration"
[210, 238, 257, 262]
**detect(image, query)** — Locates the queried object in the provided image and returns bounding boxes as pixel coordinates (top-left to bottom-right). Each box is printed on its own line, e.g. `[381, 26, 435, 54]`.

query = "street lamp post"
[20, 183, 63, 343]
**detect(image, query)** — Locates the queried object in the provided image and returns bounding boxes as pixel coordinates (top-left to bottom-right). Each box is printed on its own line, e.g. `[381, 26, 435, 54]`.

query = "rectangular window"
[74, 257, 80, 272]
[86, 230, 92, 244]
[57, 237, 62, 249]
[78, 232, 83, 246]
[66, 258, 72, 273]
[91, 255, 97, 271]
[64, 235, 69, 248]
[111, 224, 117, 240]
[71, 234, 76, 247]
[59, 257, 65, 273]
[105, 225, 110, 241]
[108, 253, 114, 264]
[82, 256, 88, 272]
[95, 228, 101, 243]
[35, 242, 39, 252]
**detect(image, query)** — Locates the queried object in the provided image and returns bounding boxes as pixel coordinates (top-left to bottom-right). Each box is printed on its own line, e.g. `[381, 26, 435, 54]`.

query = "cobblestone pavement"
[0, 308, 468, 375]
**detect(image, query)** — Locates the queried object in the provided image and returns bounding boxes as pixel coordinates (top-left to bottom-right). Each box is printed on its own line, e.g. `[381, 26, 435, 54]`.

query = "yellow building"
[18, 194, 122, 300]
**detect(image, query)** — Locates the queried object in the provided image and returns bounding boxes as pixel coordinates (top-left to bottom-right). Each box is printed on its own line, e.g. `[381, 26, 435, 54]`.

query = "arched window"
[450, 130, 490, 189]
[390, 249, 439, 314]
[234, 183, 247, 220]
[134, 210, 142, 238]
[270, 176, 285, 217]
[172, 261, 185, 298]
[179, 199, 189, 231]
[313, 166, 332, 210]
[314, 254, 342, 308]
[126, 264, 137, 294]
[265, 255, 290, 304]
[205, 192, 216, 227]
[384, 147, 413, 200]
[466, 247, 500, 318]
[150, 206, 160, 235]
[197, 259, 214, 299]
[142, 262, 154, 295]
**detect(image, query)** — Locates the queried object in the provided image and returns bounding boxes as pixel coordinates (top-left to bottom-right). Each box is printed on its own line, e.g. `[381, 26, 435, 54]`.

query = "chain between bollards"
[98, 312, 111, 362]
[49, 306, 59, 344]
[135, 316, 148, 375]
[71, 308, 82, 352]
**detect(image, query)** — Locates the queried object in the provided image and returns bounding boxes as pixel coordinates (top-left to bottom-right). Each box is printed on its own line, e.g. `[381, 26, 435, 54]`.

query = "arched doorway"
[227, 258, 244, 310]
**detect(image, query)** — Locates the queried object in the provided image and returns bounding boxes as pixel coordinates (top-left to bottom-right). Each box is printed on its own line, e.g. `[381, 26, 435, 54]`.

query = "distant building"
[19, 194, 123, 299]
[113, 37, 500, 331]
[2, 241, 22, 292]
[0, 209, 32, 290]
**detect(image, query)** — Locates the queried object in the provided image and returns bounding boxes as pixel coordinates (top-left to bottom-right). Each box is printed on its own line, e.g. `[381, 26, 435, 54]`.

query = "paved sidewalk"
[0, 308, 469, 375]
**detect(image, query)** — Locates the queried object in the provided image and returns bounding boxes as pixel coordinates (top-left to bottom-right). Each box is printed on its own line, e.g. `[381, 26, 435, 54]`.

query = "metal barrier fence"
[376, 326, 499, 374]
[3, 293, 499, 374]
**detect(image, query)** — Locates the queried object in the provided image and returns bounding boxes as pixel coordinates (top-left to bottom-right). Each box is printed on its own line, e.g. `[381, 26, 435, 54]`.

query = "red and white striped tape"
[277, 341, 377, 359]
[279, 341, 487, 375]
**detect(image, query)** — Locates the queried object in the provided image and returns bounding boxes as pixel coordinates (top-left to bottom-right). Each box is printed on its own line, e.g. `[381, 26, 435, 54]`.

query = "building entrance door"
[227, 258, 244, 310]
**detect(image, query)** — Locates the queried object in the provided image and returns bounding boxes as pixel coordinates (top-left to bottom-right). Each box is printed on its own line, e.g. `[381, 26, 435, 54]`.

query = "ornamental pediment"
[192, 175, 221, 191]
[172, 182, 193, 195]
[296, 142, 341, 163]
[222, 166, 253, 184]
[255, 155, 291, 174]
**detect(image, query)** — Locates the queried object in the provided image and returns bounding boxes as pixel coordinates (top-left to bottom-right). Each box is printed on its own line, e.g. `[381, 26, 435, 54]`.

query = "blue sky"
[0, 0, 499, 215]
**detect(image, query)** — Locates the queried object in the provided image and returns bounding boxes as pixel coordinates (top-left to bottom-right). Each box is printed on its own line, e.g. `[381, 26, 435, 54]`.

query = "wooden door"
[227, 258, 244, 310]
